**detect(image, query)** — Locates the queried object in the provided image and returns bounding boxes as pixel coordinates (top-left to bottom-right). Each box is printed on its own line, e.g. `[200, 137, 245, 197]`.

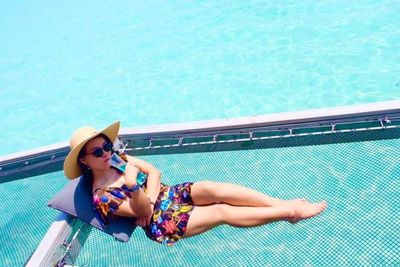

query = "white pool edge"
[2, 100, 400, 165]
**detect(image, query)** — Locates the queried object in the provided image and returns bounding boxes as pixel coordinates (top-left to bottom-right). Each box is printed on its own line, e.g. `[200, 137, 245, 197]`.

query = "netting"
[63, 128, 400, 266]
[0, 165, 68, 266]
[1, 126, 399, 266]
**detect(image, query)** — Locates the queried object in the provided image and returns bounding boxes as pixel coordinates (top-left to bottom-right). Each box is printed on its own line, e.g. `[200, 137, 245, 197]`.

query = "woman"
[63, 121, 327, 246]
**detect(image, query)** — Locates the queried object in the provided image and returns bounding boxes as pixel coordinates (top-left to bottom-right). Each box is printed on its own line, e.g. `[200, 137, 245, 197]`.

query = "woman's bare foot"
[288, 201, 327, 224]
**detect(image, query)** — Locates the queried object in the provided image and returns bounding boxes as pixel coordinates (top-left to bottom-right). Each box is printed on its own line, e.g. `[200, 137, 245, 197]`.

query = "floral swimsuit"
[93, 179, 194, 246]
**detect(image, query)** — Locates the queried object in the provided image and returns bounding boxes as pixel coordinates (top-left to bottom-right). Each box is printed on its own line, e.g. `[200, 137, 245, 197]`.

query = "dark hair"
[77, 134, 113, 180]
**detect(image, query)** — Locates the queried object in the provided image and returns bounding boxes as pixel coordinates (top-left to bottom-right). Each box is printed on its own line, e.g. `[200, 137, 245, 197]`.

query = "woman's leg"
[184, 201, 327, 237]
[191, 181, 296, 207]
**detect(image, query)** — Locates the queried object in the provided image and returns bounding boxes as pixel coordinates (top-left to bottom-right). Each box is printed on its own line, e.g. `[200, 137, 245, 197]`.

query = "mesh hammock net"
[61, 127, 400, 266]
[1, 125, 399, 266]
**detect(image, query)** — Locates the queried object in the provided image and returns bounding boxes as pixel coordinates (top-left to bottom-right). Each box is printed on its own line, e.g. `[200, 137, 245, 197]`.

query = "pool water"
[0, 0, 399, 156]
[0, 0, 399, 266]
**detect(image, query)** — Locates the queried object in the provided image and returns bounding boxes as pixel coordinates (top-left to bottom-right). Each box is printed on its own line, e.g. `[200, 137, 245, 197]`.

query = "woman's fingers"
[125, 164, 139, 176]
[136, 217, 147, 227]
[124, 163, 140, 186]
[136, 215, 152, 227]
[136, 217, 144, 226]
[146, 214, 152, 226]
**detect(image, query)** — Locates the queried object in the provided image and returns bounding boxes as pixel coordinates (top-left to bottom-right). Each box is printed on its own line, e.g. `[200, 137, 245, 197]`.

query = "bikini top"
[92, 172, 149, 227]
[92, 187, 128, 227]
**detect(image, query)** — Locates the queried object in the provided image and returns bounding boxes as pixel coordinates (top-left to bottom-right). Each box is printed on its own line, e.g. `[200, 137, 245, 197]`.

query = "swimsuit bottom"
[144, 182, 194, 246]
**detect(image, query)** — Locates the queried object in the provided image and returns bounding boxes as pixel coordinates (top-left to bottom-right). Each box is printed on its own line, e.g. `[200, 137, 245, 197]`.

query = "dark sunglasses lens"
[103, 142, 113, 152]
[92, 148, 104, 157]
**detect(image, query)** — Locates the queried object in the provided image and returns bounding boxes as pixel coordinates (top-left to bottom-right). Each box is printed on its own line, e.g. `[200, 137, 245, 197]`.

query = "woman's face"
[80, 136, 112, 171]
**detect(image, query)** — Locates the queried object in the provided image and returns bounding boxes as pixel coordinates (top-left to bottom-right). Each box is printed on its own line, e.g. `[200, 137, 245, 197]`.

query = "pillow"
[48, 176, 137, 242]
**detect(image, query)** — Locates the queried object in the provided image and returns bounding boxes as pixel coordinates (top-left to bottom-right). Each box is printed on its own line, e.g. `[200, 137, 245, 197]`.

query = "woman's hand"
[125, 155, 161, 214]
[124, 162, 140, 187]
[136, 204, 154, 227]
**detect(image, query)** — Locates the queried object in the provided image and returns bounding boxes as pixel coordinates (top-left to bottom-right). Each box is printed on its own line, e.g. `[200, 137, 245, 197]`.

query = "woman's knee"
[213, 204, 231, 224]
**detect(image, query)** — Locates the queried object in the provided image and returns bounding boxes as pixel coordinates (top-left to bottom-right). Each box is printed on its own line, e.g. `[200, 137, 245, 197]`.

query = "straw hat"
[63, 121, 120, 179]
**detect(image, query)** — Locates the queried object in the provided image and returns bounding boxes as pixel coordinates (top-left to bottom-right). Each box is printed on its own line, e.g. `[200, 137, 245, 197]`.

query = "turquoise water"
[1, 0, 400, 156]
[1, 0, 400, 266]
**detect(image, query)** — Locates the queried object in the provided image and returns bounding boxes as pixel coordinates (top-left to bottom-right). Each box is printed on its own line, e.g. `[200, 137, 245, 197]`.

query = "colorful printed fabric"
[92, 187, 129, 228]
[92, 181, 194, 245]
[145, 182, 194, 246]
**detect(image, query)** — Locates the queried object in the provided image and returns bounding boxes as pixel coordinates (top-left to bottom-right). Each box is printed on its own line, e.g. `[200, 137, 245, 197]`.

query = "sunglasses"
[86, 142, 113, 157]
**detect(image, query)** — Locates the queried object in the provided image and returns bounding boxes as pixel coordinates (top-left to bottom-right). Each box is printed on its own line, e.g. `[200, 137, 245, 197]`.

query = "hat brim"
[63, 121, 120, 179]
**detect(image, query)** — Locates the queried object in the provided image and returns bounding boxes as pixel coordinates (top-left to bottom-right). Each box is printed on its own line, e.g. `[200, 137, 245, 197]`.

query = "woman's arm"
[122, 162, 153, 217]
[126, 155, 161, 205]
